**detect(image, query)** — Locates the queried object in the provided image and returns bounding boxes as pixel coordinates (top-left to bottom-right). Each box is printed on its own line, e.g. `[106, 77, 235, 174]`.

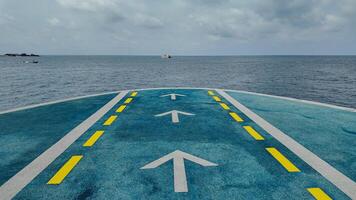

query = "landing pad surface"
[0, 88, 355, 199]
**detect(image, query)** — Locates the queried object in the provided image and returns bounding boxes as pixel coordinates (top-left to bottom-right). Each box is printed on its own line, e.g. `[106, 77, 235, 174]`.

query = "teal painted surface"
[0, 94, 116, 186]
[14, 89, 349, 199]
[228, 91, 356, 182]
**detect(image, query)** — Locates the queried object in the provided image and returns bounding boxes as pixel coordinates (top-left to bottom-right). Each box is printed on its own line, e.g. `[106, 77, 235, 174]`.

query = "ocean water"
[0, 55, 355, 111]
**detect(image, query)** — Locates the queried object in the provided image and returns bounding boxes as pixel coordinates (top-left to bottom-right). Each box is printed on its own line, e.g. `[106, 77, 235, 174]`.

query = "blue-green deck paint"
[228, 91, 356, 181]
[6, 89, 351, 199]
[0, 94, 116, 186]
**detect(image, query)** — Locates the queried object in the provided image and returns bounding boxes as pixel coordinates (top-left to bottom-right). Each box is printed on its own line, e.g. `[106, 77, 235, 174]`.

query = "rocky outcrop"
[4, 53, 39, 57]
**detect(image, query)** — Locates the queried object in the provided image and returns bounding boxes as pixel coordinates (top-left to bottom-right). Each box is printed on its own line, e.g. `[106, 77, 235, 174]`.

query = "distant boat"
[24, 60, 39, 64]
[161, 54, 172, 59]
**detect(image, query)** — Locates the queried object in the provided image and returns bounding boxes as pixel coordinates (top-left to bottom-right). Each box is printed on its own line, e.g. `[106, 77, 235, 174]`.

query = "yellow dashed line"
[116, 105, 126, 113]
[243, 126, 264, 140]
[131, 91, 138, 97]
[213, 96, 221, 102]
[47, 155, 83, 185]
[103, 115, 117, 126]
[124, 98, 133, 104]
[48, 92, 136, 186]
[219, 103, 230, 110]
[208, 91, 215, 95]
[229, 112, 244, 122]
[83, 131, 104, 147]
[307, 188, 332, 200]
[266, 147, 300, 172]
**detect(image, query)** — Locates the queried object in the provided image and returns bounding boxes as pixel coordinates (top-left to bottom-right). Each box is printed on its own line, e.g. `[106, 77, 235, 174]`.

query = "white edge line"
[0, 91, 129, 200]
[226, 89, 356, 113]
[216, 89, 356, 199]
[0, 91, 119, 115]
[0, 87, 355, 115]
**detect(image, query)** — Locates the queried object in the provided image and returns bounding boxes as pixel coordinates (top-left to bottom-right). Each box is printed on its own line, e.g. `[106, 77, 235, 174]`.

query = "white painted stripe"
[1, 87, 355, 115]
[173, 156, 187, 192]
[0, 91, 129, 200]
[0, 91, 119, 115]
[216, 89, 356, 199]
[226, 89, 356, 113]
[155, 110, 195, 123]
[141, 150, 217, 193]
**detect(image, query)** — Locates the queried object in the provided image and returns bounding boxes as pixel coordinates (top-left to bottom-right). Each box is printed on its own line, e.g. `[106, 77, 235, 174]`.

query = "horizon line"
[1, 54, 356, 56]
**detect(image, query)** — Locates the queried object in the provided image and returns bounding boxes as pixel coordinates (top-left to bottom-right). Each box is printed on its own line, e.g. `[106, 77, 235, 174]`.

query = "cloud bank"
[0, 0, 355, 55]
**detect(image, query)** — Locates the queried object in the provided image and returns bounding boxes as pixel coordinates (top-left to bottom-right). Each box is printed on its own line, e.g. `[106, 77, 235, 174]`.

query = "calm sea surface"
[1, 56, 356, 111]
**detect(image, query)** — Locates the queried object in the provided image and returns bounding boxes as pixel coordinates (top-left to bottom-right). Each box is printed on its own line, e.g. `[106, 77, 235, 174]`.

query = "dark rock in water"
[4, 53, 17, 56]
[4, 53, 39, 57]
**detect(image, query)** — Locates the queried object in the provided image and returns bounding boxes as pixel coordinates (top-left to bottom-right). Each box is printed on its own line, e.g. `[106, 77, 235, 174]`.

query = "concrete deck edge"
[0, 87, 355, 115]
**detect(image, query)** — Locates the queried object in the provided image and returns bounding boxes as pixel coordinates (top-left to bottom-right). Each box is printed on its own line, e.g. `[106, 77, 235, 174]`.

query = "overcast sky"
[0, 0, 355, 55]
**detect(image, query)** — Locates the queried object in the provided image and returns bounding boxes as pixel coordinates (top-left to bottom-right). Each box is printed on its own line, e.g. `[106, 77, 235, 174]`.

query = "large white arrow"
[155, 110, 194, 123]
[160, 93, 186, 100]
[141, 150, 218, 192]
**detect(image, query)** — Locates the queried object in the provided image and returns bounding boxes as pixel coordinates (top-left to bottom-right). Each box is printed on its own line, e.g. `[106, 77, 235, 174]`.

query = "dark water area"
[0, 55, 355, 111]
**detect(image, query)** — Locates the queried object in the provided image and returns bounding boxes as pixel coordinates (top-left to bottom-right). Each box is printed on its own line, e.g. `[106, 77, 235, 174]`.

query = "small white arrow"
[160, 93, 186, 100]
[141, 150, 218, 192]
[155, 110, 195, 123]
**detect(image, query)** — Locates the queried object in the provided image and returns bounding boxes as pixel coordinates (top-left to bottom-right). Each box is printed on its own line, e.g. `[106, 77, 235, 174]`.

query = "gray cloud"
[0, 13, 14, 25]
[0, 0, 355, 55]
[133, 14, 164, 29]
[57, 0, 116, 11]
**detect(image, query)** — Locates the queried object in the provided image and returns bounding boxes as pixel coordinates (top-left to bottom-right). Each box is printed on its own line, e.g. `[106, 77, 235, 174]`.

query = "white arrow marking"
[141, 150, 218, 192]
[160, 93, 186, 100]
[155, 110, 194, 123]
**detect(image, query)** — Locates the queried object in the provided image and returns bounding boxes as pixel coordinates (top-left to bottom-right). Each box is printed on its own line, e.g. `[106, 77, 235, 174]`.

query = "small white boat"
[24, 60, 39, 64]
[161, 54, 172, 59]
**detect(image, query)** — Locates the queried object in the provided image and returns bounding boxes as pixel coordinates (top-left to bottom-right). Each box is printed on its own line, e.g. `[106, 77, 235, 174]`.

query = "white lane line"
[0, 91, 129, 200]
[216, 89, 356, 199]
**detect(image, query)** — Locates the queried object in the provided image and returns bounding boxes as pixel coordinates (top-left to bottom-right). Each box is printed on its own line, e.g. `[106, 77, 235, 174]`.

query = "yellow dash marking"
[213, 96, 221, 102]
[266, 147, 300, 172]
[124, 98, 133, 104]
[47, 155, 83, 185]
[307, 188, 332, 200]
[131, 91, 138, 97]
[103, 115, 117, 125]
[243, 126, 264, 140]
[219, 103, 230, 110]
[116, 105, 126, 113]
[208, 91, 215, 95]
[229, 112, 244, 122]
[83, 131, 104, 147]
